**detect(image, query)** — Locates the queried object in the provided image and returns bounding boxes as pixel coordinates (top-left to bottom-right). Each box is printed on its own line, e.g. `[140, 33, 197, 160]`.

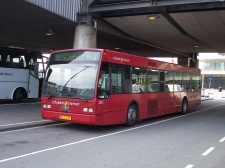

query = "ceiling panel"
[1, 1, 225, 58]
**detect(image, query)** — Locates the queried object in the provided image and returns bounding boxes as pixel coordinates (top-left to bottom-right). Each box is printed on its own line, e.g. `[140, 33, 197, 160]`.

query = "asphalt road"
[0, 99, 225, 168]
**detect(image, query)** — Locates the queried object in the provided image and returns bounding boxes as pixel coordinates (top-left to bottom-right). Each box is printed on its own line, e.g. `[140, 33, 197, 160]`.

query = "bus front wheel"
[14, 88, 22, 103]
[126, 104, 137, 126]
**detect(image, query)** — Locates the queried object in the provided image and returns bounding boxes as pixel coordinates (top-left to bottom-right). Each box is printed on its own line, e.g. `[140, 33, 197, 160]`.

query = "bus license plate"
[59, 115, 72, 120]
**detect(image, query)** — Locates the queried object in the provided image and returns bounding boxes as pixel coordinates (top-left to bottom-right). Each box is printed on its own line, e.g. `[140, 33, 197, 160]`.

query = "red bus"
[41, 49, 201, 126]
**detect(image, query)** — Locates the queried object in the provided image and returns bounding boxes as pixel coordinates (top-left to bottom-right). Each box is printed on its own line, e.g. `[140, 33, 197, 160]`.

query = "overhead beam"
[89, 0, 225, 13]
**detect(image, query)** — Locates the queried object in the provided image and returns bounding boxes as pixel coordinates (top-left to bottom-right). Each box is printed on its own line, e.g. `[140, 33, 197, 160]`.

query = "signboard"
[208, 75, 213, 81]
[50, 51, 100, 62]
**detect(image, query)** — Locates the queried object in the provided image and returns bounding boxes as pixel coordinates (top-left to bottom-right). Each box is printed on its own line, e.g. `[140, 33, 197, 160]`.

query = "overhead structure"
[86, 0, 225, 61]
[0, 0, 225, 66]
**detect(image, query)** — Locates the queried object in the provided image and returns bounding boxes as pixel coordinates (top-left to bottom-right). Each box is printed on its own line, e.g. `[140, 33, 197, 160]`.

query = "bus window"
[111, 65, 122, 94]
[165, 71, 174, 92]
[192, 74, 200, 90]
[147, 69, 159, 92]
[132, 67, 147, 93]
[183, 73, 191, 91]
[28, 57, 36, 76]
[4, 53, 26, 68]
[174, 72, 183, 91]
[98, 63, 109, 98]
[19, 56, 26, 68]
[159, 71, 165, 92]
[123, 66, 132, 93]
[0, 54, 3, 67]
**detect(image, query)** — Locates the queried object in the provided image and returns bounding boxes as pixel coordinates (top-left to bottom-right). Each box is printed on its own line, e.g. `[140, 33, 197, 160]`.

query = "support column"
[178, 54, 199, 68]
[178, 57, 189, 67]
[73, 24, 97, 48]
[189, 53, 199, 68]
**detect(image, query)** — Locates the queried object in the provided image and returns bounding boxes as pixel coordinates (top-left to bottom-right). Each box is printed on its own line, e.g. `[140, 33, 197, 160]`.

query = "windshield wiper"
[48, 91, 60, 99]
[47, 84, 63, 99]
[62, 66, 92, 90]
[74, 95, 88, 102]
[47, 66, 92, 100]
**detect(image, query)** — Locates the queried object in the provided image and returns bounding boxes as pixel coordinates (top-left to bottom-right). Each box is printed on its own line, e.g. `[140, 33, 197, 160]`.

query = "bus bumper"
[41, 111, 103, 125]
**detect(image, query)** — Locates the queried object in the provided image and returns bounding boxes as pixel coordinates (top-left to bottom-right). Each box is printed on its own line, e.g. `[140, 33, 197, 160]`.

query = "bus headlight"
[43, 104, 51, 109]
[83, 108, 93, 112]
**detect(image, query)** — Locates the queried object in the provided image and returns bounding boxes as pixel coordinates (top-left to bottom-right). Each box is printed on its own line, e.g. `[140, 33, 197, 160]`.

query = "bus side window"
[6, 55, 11, 67]
[28, 58, 36, 76]
[19, 57, 25, 68]
[0, 54, 3, 67]
[111, 65, 122, 94]
[160, 82, 164, 92]
[98, 63, 109, 98]
[124, 66, 132, 93]
[132, 67, 147, 93]
[159, 71, 165, 92]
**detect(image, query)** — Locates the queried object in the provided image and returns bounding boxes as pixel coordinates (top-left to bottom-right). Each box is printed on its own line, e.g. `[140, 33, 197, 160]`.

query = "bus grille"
[147, 99, 158, 115]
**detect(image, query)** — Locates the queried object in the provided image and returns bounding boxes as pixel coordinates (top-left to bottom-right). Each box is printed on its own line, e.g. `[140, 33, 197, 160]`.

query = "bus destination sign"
[51, 51, 101, 62]
[52, 52, 83, 62]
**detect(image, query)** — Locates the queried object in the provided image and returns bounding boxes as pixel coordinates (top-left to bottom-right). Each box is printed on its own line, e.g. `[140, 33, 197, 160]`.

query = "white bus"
[0, 46, 45, 102]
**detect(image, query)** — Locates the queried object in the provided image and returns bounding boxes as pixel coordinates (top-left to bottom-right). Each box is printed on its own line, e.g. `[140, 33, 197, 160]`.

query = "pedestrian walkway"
[201, 88, 225, 101]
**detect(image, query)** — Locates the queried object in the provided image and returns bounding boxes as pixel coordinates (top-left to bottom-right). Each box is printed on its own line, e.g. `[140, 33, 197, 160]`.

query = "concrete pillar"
[178, 57, 189, 67]
[73, 24, 97, 48]
[189, 53, 199, 68]
[178, 55, 199, 68]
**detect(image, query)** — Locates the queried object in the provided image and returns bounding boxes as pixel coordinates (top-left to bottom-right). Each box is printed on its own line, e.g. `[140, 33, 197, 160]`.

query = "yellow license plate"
[59, 115, 72, 120]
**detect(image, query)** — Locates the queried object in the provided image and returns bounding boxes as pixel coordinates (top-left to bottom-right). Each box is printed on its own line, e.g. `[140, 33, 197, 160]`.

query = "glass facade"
[198, 53, 225, 90]
[204, 62, 225, 71]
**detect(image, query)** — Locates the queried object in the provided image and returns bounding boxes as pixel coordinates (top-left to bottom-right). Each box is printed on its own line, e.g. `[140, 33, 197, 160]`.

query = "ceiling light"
[45, 29, 55, 36]
[148, 15, 159, 20]
[115, 46, 121, 50]
[7, 46, 25, 49]
[194, 45, 202, 48]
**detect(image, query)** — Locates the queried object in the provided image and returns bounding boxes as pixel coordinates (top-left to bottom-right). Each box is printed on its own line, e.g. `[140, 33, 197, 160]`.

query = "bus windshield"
[42, 51, 101, 100]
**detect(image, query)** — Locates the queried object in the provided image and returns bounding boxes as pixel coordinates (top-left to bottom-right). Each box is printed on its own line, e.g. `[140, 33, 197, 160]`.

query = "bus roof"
[49, 48, 200, 74]
[0, 46, 43, 59]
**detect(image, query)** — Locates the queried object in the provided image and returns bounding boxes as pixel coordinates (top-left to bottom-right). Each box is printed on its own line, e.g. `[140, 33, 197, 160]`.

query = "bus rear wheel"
[126, 104, 137, 126]
[181, 99, 188, 114]
[14, 88, 22, 103]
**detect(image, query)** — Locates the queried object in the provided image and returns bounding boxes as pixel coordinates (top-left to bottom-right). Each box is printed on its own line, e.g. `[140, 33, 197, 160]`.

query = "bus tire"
[14, 88, 22, 103]
[181, 99, 188, 114]
[126, 104, 137, 127]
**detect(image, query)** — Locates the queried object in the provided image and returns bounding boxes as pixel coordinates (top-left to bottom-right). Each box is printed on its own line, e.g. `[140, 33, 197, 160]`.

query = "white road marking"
[0, 104, 224, 162]
[0, 120, 48, 127]
[219, 137, 225, 142]
[185, 164, 194, 168]
[1, 103, 224, 135]
[0, 123, 68, 135]
[0, 120, 179, 163]
[201, 147, 215, 156]
[0, 102, 40, 106]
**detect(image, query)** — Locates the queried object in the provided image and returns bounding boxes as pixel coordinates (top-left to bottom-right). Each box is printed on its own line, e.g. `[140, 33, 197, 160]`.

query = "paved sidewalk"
[201, 96, 213, 101]
[201, 88, 225, 101]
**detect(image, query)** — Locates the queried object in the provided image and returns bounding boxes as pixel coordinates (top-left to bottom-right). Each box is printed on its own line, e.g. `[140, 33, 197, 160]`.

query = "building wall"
[198, 53, 225, 89]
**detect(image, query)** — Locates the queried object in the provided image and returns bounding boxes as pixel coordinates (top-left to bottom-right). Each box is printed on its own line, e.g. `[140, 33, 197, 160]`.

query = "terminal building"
[198, 53, 225, 95]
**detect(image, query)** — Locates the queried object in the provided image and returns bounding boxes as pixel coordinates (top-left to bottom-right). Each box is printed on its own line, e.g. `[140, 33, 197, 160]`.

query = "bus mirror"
[105, 77, 111, 92]
[34, 62, 39, 77]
